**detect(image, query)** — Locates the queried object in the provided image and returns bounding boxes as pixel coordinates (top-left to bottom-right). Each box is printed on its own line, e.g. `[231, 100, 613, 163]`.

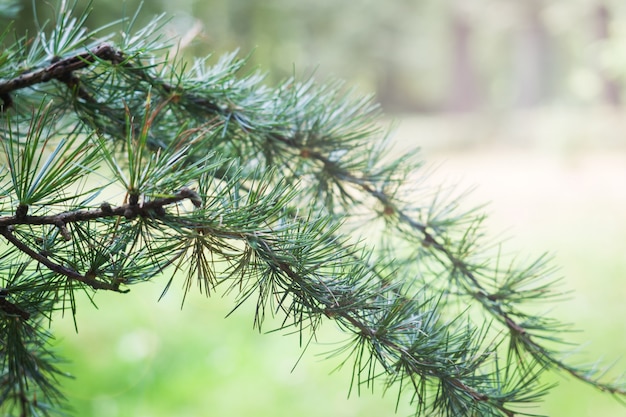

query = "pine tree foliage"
[0, 2, 624, 416]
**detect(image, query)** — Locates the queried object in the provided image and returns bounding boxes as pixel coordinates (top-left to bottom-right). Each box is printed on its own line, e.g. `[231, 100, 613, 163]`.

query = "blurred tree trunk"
[593, 3, 621, 107]
[513, 0, 553, 107]
[374, 1, 432, 113]
[374, 20, 407, 112]
[375, 55, 406, 112]
[445, 7, 481, 112]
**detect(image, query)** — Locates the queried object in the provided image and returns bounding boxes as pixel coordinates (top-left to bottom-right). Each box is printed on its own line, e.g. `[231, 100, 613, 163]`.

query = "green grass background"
[55, 112, 626, 416]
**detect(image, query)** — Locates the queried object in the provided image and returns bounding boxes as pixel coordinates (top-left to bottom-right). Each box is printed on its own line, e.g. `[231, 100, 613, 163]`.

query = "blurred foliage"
[0, 0, 21, 19]
[9, 0, 626, 112]
[0, 0, 623, 112]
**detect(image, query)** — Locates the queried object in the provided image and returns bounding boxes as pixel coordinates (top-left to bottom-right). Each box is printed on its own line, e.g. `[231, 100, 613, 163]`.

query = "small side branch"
[0, 43, 124, 110]
[0, 289, 30, 320]
[0, 225, 123, 292]
[0, 188, 197, 228]
[0, 42, 226, 115]
[0, 43, 124, 94]
[0, 188, 200, 293]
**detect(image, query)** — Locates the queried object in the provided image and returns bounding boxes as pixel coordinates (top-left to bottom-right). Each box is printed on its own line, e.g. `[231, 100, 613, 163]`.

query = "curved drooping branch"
[0, 30, 624, 415]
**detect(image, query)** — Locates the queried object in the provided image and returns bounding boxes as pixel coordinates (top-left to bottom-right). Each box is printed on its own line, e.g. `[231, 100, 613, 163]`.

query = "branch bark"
[0, 188, 201, 294]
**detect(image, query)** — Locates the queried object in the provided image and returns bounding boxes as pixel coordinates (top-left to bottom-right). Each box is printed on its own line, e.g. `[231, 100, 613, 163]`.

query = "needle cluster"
[0, 2, 624, 416]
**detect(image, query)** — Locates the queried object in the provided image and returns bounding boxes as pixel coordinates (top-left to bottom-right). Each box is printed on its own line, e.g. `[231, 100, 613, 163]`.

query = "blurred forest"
[5, 0, 626, 114]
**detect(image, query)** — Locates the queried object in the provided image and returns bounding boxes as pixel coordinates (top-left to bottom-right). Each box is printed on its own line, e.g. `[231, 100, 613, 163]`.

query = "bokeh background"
[5, 0, 626, 416]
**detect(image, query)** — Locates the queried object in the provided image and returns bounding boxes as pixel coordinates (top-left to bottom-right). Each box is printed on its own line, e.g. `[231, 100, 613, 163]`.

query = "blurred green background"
[6, 0, 626, 416]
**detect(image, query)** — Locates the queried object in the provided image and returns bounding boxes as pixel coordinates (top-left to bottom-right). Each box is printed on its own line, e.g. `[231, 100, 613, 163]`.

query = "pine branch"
[0, 2, 624, 416]
[0, 289, 30, 320]
[0, 43, 123, 104]
[0, 188, 201, 295]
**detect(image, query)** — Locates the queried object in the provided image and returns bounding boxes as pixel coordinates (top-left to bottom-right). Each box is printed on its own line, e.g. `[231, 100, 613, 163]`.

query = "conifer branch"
[0, 2, 624, 416]
[0, 224, 121, 291]
[0, 43, 124, 110]
[0, 289, 30, 320]
[0, 188, 201, 294]
[181, 84, 626, 396]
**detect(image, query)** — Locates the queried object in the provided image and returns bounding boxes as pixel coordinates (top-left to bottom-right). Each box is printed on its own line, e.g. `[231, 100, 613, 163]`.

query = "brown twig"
[0, 188, 201, 293]
[0, 188, 197, 228]
[0, 44, 123, 94]
[0, 289, 30, 320]
[0, 43, 123, 111]
[0, 43, 224, 114]
[0, 225, 124, 292]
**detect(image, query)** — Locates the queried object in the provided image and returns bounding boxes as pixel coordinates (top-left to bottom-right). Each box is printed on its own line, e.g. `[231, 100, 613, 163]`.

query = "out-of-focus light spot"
[117, 329, 159, 362]
[91, 395, 119, 417]
[568, 68, 600, 101]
